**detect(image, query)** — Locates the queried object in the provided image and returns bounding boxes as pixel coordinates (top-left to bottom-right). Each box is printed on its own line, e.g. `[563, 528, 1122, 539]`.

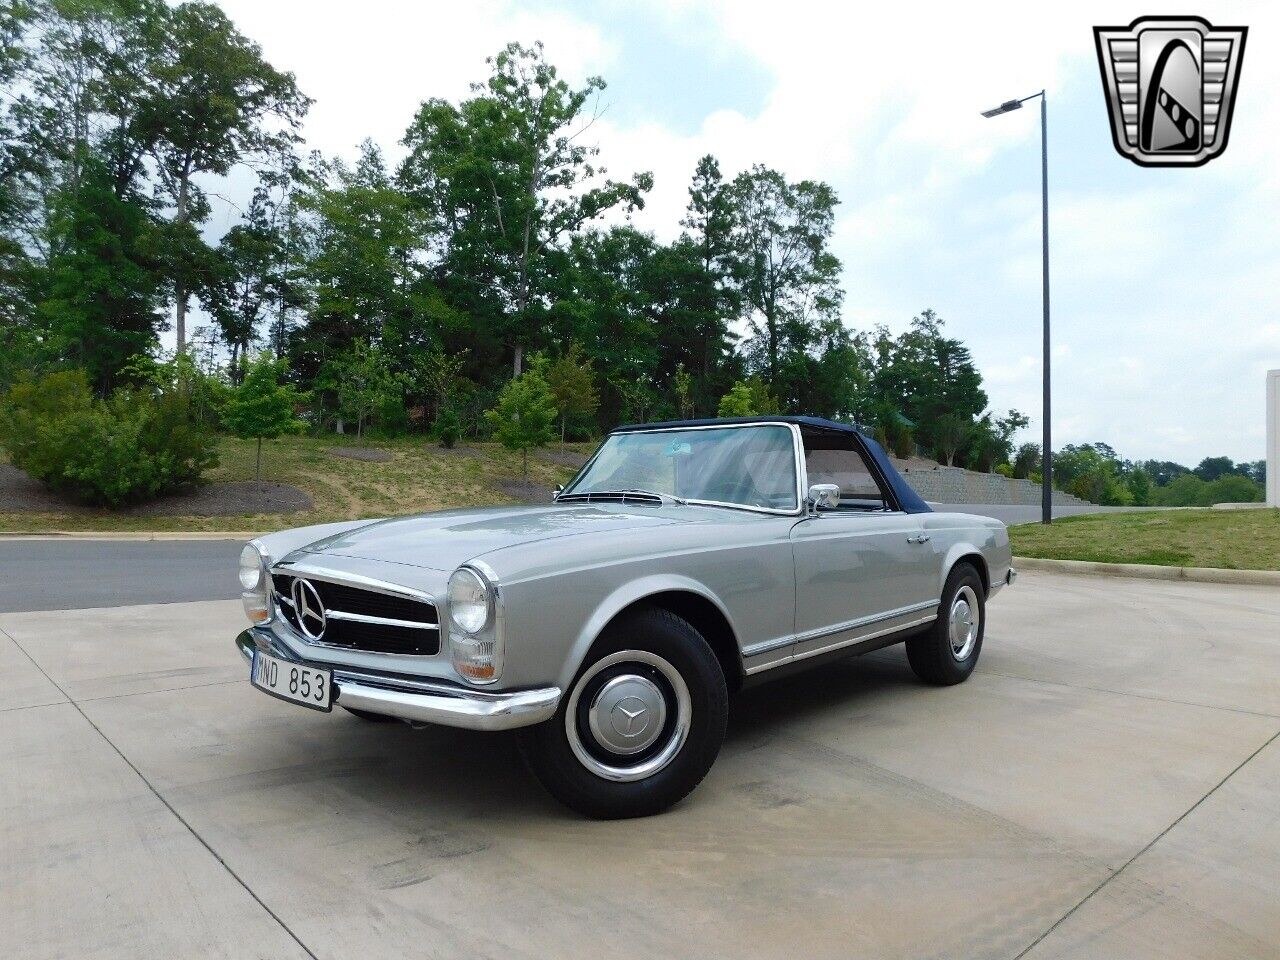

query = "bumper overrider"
[236, 629, 561, 731]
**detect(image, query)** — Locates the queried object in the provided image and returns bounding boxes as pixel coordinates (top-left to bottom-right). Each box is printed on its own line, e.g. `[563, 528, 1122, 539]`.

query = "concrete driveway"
[2, 572, 1278, 960]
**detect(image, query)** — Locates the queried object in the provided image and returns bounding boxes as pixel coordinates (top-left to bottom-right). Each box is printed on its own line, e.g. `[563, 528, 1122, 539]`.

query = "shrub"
[432, 407, 461, 449]
[0, 369, 218, 507]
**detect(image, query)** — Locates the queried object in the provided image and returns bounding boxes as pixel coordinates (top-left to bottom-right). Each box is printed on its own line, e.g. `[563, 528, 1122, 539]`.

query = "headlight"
[240, 542, 270, 624]
[447, 567, 491, 634]
[239, 544, 264, 590]
[448, 566, 502, 684]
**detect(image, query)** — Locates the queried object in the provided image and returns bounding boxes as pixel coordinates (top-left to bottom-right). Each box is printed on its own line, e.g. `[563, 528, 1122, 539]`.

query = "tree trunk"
[173, 163, 192, 352]
[513, 344, 524, 378]
[561, 415, 566, 445]
[255, 436, 263, 482]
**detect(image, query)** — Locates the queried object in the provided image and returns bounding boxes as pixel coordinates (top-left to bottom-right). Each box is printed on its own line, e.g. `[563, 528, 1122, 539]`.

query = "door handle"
[907, 535, 932, 544]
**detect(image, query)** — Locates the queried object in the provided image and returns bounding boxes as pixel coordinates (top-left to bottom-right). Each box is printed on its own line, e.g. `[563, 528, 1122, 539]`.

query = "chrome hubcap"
[949, 585, 980, 660]
[566, 649, 691, 783]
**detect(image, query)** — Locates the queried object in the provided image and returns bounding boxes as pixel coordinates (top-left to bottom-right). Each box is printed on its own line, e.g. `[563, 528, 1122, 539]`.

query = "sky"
[204, 0, 1280, 465]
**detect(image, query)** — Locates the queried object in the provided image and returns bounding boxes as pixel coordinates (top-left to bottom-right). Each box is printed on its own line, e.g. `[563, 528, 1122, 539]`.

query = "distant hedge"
[0, 370, 218, 507]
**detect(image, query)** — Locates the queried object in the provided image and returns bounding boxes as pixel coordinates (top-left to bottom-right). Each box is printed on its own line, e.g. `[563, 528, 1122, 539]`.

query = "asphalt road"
[0, 503, 1143, 611]
[3, 572, 1277, 959]
[0, 539, 244, 611]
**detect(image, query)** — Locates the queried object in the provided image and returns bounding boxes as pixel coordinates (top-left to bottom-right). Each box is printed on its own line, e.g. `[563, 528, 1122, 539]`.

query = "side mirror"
[552, 484, 564, 502]
[807, 483, 841, 513]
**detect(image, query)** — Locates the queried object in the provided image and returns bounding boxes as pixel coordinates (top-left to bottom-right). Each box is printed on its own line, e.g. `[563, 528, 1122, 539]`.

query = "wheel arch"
[561, 576, 745, 693]
[943, 546, 990, 596]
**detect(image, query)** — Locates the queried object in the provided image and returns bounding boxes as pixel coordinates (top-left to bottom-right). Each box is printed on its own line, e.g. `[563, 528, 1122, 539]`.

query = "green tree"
[717, 377, 777, 417]
[36, 155, 164, 393]
[325, 339, 399, 441]
[293, 143, 430, 387]
[724, 165, 850, 412]
[221, 354, 306, 480]
[209, 187, 285, 380]
[1012, 442, 1041, 479]
[717, 381, 756, 417]
[1192, 456, 1235, 482]
[865, 311, 988, 461]
[149, 1, 309, 351]
[401, 41, 651, 375]
[932, 413, 971, 467]
[549, 226, 659, 427]
[1205, 474, 1262, 504]
[484, 369, 557, 483]
[673, 364, 695, 420]
[1127, 467, 1153, 506]
[544, 342, 599, 443]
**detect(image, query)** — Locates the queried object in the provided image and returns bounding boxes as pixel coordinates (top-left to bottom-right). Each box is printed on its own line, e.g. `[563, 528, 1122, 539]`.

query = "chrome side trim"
[236, 630, 558, 731]
[785, 615, 937, 667]
[743, 613, 937, 676]
[324, 609, 439, 631]
[741, 598, 940, 658]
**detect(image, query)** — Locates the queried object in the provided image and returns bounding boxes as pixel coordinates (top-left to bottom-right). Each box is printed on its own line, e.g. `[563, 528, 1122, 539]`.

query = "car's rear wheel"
[519, 607, 728, 819]
[906, 563, 986, 685]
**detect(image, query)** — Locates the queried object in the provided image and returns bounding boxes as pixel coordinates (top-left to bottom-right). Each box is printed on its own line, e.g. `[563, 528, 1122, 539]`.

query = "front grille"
[272, 573, 440, 656]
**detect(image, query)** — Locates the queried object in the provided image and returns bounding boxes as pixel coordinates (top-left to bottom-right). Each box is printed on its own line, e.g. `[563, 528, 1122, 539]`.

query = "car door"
[788, 435, 939, 662]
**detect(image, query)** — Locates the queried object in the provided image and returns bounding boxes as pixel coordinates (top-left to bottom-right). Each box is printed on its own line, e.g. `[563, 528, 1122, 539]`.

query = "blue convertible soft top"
[613, 415, 933, 515]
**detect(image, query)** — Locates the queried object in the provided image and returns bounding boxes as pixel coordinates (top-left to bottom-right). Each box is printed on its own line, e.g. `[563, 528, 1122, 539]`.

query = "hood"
[292, 503, 695, 572]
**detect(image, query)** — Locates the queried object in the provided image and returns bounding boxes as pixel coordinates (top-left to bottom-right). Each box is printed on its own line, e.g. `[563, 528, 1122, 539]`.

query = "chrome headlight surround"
[239, 542, 271, 624]
[447, 565, 503, 685]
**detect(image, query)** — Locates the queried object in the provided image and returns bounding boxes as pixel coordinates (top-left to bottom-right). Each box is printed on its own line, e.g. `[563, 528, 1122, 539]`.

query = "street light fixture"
[982, 90, 1052, 524]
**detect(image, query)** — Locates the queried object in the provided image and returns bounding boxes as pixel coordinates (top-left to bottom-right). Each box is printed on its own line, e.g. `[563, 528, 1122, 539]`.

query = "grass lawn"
[0, 436, 590, 534]
[1009, 508, 1280, 571]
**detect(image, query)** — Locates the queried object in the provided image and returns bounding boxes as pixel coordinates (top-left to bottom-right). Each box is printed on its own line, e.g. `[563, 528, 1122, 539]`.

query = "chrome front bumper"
[236, 629, 560, 731]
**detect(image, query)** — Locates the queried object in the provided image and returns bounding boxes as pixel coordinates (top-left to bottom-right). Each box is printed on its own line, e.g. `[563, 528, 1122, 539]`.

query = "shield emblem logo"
[1094, 16, 1247, 167]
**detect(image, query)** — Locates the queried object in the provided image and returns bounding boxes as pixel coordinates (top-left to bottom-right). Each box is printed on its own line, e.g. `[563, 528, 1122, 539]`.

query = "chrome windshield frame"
[560, 421, 808, 517]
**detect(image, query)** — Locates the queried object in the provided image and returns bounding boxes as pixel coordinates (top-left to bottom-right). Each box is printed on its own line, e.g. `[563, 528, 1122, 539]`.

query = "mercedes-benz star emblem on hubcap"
[291, 578, 326, 640]
[610, 697, 649, 737]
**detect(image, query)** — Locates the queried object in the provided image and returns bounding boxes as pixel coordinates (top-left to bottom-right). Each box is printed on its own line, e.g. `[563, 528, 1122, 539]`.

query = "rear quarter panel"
[922, 512, 1013, 594]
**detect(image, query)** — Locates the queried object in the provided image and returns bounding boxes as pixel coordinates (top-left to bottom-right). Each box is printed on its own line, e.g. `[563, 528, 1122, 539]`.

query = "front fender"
[556, 574, 737, 692]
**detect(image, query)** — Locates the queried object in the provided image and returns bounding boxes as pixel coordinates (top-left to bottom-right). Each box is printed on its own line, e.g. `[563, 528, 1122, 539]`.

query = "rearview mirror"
[808, 483, 841, 512]
[552, 484, 563, 502]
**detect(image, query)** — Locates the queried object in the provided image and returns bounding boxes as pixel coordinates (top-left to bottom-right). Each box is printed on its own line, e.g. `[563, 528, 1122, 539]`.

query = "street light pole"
[982, 90, 1053, 524]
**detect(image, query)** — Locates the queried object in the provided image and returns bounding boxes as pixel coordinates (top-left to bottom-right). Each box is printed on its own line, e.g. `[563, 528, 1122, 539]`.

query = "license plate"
[251, 650, 333, 712]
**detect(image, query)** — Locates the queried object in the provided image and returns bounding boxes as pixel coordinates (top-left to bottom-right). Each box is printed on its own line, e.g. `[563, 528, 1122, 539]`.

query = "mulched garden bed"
[0, 464, 312, 516]
[498, 480, 556, 504]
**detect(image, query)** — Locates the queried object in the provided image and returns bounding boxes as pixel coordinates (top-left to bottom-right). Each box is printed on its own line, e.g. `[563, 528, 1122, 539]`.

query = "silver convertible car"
[235, 417, 1014, 818]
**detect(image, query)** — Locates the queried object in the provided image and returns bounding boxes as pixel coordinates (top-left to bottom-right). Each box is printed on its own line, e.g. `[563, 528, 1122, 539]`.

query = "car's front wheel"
[519, 608, 728, 819]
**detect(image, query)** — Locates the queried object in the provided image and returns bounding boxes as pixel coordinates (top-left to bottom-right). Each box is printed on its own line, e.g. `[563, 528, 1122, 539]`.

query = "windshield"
[564, 425, 799, 511]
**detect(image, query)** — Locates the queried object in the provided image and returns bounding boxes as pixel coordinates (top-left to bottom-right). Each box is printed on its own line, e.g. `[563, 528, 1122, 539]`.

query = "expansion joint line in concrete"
[0, 624, 321, 960]
[1012, 723, 1280, 959]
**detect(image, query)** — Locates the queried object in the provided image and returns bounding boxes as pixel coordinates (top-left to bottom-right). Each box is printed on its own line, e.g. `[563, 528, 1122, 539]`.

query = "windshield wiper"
[619, 488, 687, 505]
[557, 488, 687, 506]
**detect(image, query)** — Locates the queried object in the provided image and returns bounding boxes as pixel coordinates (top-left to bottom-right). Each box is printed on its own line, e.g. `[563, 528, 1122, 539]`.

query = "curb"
[0, 531, 259, 541]
[1014, 555, 1280, 586]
